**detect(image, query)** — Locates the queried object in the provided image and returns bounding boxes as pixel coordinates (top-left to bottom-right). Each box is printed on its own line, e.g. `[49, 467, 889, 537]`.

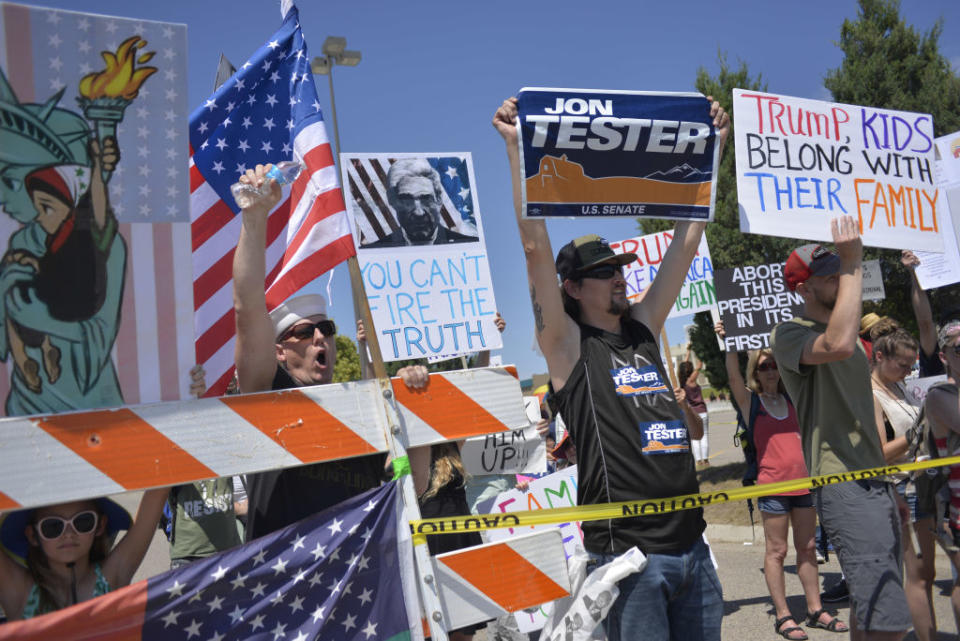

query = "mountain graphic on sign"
[644, 163, 712, 183]
[525, 155, 711, 205]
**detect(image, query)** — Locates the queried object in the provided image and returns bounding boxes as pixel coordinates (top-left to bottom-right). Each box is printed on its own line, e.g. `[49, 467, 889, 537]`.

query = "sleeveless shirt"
[21, 563, 110, 619]
[553, 318, 704, 555]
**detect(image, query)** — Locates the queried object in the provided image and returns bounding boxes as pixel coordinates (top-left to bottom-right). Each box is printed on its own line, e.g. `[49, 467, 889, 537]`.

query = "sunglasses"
[280, 319, 337, 341]
[578, 264, 622, 280]
[757, 361, 778, 372]
[36, 510, 98, 540]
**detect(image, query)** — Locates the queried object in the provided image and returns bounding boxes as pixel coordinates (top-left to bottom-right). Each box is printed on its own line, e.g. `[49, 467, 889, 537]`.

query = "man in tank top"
[492, 95, 729, 641]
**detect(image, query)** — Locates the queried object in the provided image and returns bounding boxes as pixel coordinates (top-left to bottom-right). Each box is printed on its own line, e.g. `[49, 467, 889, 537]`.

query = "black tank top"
[554, 318, 704, 554]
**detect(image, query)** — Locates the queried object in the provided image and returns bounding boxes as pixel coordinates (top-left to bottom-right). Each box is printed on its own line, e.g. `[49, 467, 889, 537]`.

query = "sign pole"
[345, 251, 449, 641]
[661, 327, 678, 388]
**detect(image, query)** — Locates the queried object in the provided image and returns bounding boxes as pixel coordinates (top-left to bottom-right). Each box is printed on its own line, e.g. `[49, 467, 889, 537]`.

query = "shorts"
[816, 479, 911, 632]
[757, 492, 813, 515]
[894, 478, 932, 523]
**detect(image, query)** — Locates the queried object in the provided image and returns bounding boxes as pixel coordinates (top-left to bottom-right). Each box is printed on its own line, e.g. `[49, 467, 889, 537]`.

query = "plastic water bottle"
[230, 161, 304, 209]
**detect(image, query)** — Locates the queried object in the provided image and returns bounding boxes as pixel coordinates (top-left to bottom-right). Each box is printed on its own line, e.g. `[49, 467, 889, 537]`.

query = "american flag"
[189, 0, 355, 396]
[1, 482, 423, 641]
[344, 155, 478, 246]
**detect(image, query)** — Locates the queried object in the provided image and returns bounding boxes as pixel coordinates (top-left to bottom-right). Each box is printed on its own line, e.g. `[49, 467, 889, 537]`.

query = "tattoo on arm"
[530, 286, 545, 334]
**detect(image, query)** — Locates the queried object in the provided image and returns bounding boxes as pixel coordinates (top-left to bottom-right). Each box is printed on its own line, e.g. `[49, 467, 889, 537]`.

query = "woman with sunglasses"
[0, 489, 167, 619]
[716, 322, 846, 640]
[869, 321, 936, 641]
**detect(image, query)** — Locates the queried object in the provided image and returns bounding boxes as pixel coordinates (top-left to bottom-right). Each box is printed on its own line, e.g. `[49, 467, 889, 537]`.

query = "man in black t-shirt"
[230, 163, 387, 541]
[493, 97, 729, 641]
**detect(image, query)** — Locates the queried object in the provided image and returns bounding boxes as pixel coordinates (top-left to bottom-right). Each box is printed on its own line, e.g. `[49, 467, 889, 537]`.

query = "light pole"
[310, 36, 361, 162]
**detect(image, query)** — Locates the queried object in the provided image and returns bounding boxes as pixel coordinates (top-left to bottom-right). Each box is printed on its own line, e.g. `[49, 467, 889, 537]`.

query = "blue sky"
[13, 0, 960, 380]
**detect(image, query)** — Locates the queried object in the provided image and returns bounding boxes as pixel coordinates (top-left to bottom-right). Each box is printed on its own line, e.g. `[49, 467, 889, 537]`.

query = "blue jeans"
[589, 539, 723, 641]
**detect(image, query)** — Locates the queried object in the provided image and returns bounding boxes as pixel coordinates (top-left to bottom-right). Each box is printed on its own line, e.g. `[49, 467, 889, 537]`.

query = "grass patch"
[697, 461, 758, 527]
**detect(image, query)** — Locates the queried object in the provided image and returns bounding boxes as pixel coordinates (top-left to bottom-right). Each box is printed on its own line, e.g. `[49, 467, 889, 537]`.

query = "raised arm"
[103, 488, 169, 587]
[902, 251, 937, 358]
[492, 98, 579, 390]
[800, 216, 863, 365]
[715, 321, 749, 418]
[631, 97, 729, 336]
[232, 164, 284, 393]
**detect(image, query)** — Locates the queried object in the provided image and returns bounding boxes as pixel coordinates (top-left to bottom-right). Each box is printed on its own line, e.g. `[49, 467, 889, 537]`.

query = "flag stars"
[261, 141, 273, 154]
[225, 101, 235, 111]
[262, 60, 272, 72]
[459, 187, 471, 199]
[211, 161, 225, 175]
[253, 549, 268, 565]
[311, 605, 326, 623]
[166, 580, 186, 598]
[363, 500, 377, 512]
[162, 25, 175, 39]
[362, 621, 378, 639]
[292, 569, 307, 584]
[48, 33, 62, 48]
[250, 581, 267, 598]
[271, 557, 288, 575]
[48, 56, 62, 71]
[289, 95, 298, 107]
[79, 62, 92, 74]
[265, 95, 278, 108]
[165, 109, 176, 122]
[358, 587, 373, 606]
[236, 163, 247, 174]
[270, 622, 287, 641]
[311, 542, 326, 560]
[292, 633, 308, 641]
[77, 16, 89, 30]
[228, 605, 245, 624]
[137, 146, 150, 159]
[358, 555, 371, 570]
[105, 20, 117, 33]
[269, 590, 285, 606]
[215, 138, 228, 151]
[210, 565, 228, 581]
[241, 117, 253, 129]
[137, 126, 149, 139]
[139, 164, 150, 177]
[328, 517, 344, 535]
[342, 613, 357, 631]
[221, 117, 232, 128]
[197, 121, 209, 134]
[166, 147, 178, 160]
[292, 535, 306, 551]
[238, 140, 250, 153]
[136, 105, 149, 119]
[78, 40, 90, 54]
[269, 70, 281, 83]
[263, 117, 276, 130]
[249, 614, 266, 631]
[45, 10, 60, 23]
[246, 94, 257, 106]
[161, 609, 179, 627]
[167, 166, 178, 179]
[235, 78, 246, 91]
[163, 47, 175, 60]
[289, 595, 305, 613]
[207, 594, 224, 612]
[204, 98, 217, 112]
[348, 522, 359, 535]
[183, 619, 202, 639]
[166, 88, 178, 101]
[445, 166, 459, 180]
[208, 633, 225, 641]
[139, 203, 152, 217]
[268, 40, 280, 49]
[308, 571, 324, 587]
[163, 68, 177, 82]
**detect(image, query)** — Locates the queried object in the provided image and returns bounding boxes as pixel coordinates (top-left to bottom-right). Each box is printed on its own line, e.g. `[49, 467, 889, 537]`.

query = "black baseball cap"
[555, 234, 637, 281]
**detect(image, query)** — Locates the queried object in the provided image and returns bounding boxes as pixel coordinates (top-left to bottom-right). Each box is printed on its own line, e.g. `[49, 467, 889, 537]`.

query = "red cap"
[784, 244, 841, 291]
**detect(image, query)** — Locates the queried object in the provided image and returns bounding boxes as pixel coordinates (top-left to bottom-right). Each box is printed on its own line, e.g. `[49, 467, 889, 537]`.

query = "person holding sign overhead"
[771, 218, 912, 641]
[492, 94, 729, 641]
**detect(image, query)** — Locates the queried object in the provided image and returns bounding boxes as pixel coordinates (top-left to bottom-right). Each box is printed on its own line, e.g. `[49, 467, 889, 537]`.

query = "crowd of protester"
[1, 106, 959, 641]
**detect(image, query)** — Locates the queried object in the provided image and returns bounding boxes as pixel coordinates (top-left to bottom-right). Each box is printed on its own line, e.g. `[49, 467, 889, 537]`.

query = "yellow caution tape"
[410, 455, 960, 543]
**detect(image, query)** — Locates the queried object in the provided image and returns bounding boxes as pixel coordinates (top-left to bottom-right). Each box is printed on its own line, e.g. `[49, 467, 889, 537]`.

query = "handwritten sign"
[714, 263, 804, 351]
[342, 153, 501, 361]
[610, 230, 714, 316]
[517, 88, 719, 220]
[915, 146, 960, 289]
[461, 423, 546, 476]
[733, 89, 942, 252]
[486, 466, 583, 633]
[904, 375, 947, 405]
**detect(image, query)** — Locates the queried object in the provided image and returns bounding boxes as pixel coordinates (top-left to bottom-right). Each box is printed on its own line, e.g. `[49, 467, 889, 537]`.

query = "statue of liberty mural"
[0, 37, 155, 415]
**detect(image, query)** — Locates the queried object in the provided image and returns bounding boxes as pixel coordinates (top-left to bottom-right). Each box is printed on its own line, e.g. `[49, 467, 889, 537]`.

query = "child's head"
[25, 500, 109, 567]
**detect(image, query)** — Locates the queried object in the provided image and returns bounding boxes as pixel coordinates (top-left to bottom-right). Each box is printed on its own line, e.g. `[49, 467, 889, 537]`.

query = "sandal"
[775, 615, 809, 640]
[806, 608, 848, 632]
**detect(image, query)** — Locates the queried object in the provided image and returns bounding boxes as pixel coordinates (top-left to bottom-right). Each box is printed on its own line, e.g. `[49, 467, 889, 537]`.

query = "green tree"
[332, 334, 362, 382]
[824, 0, 960, 327]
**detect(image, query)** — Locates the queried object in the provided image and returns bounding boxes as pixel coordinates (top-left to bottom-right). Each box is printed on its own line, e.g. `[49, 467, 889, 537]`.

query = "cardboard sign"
[342, 153, 501, 361]
[486, 466, 583, 633]
[461, 423, 546, 476]
[733, 89, 942, 252]
[904, 375, 947, 405]
[861, 259, 885, 302]
[0, 4, 195, 415]
[517, 88, 719, 220]
[714, 263, 804, 351]
[610, 230, 714, 316]
[915, 148, 960, 289]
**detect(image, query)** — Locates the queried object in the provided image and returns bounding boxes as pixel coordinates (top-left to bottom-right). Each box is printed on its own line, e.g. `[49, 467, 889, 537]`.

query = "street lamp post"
[310, 36, 361, 162]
